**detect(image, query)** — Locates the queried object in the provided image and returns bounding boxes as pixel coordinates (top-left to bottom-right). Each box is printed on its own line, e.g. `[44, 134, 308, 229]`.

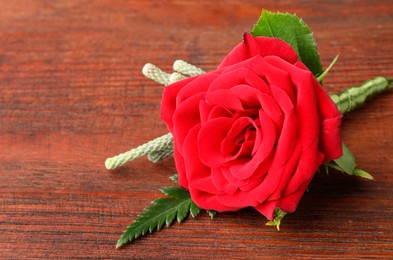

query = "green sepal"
[325, 143, 374, 180]
[317, 55, 339, 83]
[251, 10, 323, 76]
[169, 173, 178, 183]
[334, 143, 356, 174]
[116, 186, 201, 249]
[352, 169, 374, 180]
[207, 210, 217, 219]
[265, 208, 287, 231]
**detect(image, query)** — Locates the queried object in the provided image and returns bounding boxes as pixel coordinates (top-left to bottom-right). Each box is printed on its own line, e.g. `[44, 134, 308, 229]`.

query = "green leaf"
[160, 186, 190, 199]
[265, 208, 287, 231]
[334, 143, 356, 175]
[177, 200, 191, 223]
[190, 201, 201, 218]
[317, 55, 339, 83]
[352, 169, 374, 180]
[251, 10, 323, 76]
[116, 186, 201, 249]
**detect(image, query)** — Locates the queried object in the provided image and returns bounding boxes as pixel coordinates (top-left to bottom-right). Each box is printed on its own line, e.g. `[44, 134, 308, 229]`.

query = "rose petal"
[161, 76, 198, 131]
[199, 100, 213, 124]
[256, 58, 296, 104]
[264, 85, 297, 172]
[173, 142, 188, 189]
[211, 167, 238, 194]
[295, 61, 342, 161]
[278, 181, 310, 214]
[221, 117, 256, 158]
[258, 93, 284, 134]
[283, 149, 324, 195]
[221, 165, 250, 187]
[173, 92, 206, 153]
[188, 186, 240, 212]
[191, 176, 222, 194]
[198, 117, 234, 167]
[207, 105, 233, 121]
[176, 73, 218, 108]
[287, 67, 320, 150]
[249, 85, 297, 203]
[268, 142, 301, 200]
[217, 189, 259, 208]
[229, 84, 262, 109]
[205, 89, 244, 111]
[183, 125, 239, 212]
[254, 200, 278, 220]
[269, 58, 342, 160]
[238, 175, 264, 192]
[228, 112, 276, 180]
[182, 125, 218, 193]
[245, 152, 273, 182]
[249, 162, 285, 204]
[219, 33, 298, 68]
[319, 116, 342, 162]
[209, 65, 270, 94]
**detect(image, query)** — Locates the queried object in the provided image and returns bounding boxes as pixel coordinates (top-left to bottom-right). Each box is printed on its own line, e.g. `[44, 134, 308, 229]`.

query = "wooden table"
[1, 0, 392, 258]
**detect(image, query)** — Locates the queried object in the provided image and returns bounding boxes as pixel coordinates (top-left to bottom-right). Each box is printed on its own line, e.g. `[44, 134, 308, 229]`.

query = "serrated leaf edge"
[116, 186, 203, 249]
[251, 9, 323, 76]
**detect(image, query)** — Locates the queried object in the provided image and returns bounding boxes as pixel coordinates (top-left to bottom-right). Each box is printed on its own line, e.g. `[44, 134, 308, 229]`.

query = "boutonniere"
[105, 10, 392, 248]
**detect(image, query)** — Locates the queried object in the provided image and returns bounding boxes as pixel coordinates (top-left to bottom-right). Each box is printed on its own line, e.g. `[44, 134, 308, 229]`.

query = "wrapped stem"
[173, 60, 205, 76]
[105, 133, 173, 170]
[147, 147, 174, 163]
[330, 77, 392, 115]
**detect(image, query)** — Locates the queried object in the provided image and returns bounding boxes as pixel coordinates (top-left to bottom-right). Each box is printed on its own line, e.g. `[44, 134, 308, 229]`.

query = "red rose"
[161, 33, 342, 220]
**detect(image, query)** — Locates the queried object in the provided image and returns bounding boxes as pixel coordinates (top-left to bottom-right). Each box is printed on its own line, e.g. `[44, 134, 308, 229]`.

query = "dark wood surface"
[1, 0, 392, 258]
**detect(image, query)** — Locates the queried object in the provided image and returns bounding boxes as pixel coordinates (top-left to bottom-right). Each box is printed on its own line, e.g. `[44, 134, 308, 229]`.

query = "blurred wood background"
[1, 0, 392, 258]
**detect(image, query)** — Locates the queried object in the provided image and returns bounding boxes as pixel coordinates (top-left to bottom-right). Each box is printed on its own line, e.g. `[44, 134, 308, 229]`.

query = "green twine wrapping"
[330, 77, 392, 115]
[105, 133, 173, 170]
[173, 60, 205, 76]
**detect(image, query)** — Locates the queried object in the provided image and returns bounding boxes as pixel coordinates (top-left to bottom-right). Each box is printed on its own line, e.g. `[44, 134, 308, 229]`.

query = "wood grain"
[0, 0, 392, 258]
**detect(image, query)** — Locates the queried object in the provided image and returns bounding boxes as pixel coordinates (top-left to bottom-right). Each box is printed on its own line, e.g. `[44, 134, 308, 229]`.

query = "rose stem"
[105, 133, 173, 170]
[173, 60, 205, 76]
[142, 63, 171, 85]
[330, 77, 393, 115]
